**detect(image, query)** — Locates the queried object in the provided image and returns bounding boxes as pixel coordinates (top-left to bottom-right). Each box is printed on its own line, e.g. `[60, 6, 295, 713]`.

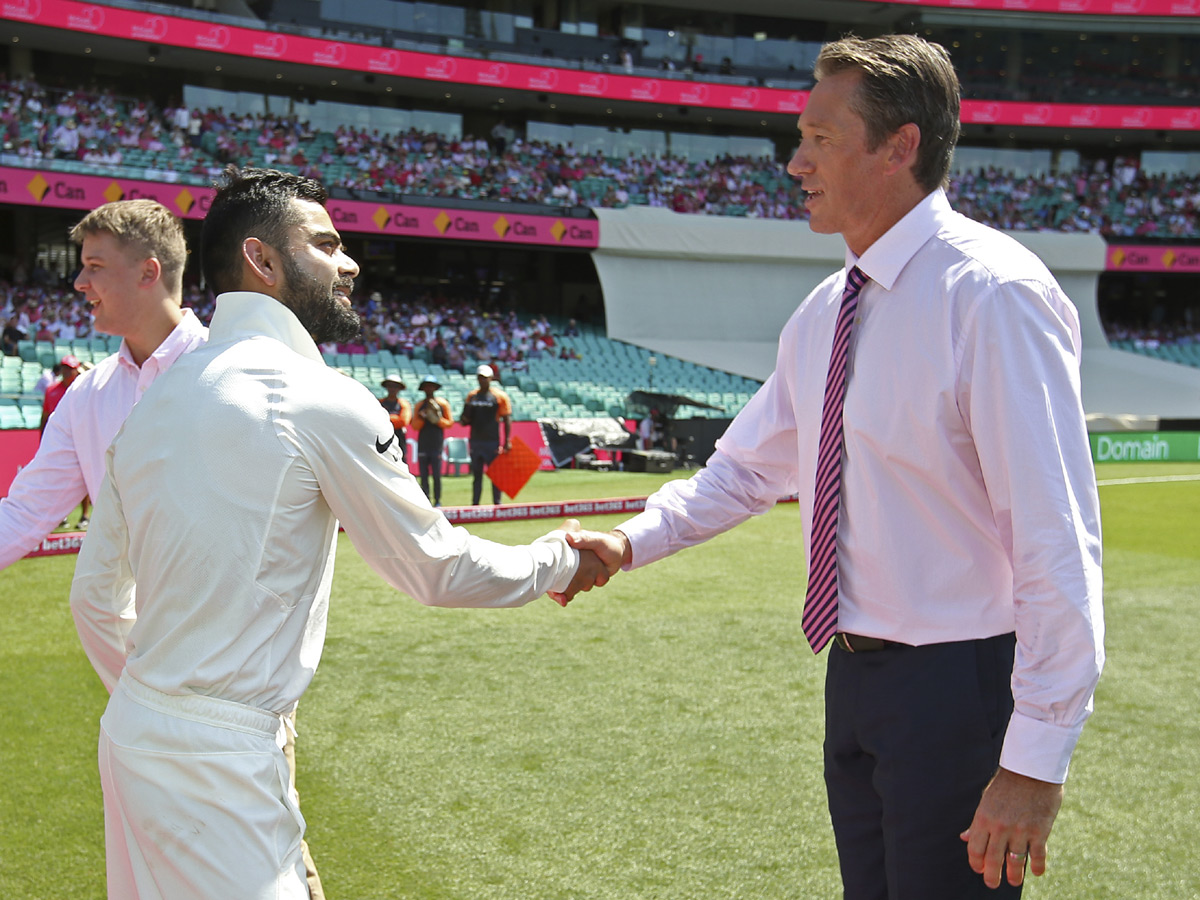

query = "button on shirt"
[70, 292, 579, 712]
[618, 189, 1104, 784]
[0, 310, 208, 568]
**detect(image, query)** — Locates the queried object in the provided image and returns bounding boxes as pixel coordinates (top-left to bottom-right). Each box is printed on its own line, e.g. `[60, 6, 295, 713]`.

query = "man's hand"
[547, 521, 627, 606]
[549, 548, 611, 606]
[564, 528, 631, 574]
[960, 768, 1064, 889]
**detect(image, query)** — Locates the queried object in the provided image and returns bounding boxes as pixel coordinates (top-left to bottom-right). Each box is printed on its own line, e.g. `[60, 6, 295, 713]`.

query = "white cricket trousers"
[99, 674, 310, 900]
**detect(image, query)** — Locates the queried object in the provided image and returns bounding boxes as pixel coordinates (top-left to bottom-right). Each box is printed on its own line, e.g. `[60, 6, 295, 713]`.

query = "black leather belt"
[834, 633, 900, 653]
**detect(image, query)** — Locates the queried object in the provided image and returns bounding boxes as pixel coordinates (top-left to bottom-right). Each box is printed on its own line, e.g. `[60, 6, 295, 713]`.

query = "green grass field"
[2, 463, 1198, 899]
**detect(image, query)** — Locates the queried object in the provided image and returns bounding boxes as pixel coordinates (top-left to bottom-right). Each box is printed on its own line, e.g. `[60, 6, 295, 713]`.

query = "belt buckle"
[835, 633, 855, 653]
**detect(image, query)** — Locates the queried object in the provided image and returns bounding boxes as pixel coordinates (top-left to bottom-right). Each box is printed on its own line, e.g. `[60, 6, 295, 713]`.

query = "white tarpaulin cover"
[590, 206, 1200, 419]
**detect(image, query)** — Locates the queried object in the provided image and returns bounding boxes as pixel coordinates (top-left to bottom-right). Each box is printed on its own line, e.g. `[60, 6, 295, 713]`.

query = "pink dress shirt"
[0, 310, 208, 568]
[618, 190, 1104, 784]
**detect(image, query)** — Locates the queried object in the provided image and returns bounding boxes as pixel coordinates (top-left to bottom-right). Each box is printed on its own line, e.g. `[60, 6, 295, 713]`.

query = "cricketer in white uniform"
[69, 168, 595, 899]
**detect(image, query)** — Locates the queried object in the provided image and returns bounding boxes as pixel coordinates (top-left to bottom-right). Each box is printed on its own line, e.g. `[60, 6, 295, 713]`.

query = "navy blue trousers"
[824, 633, 1021, 900]
[469, 440, 501, 505]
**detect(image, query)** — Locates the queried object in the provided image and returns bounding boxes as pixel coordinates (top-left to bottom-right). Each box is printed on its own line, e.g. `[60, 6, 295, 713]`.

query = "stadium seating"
[443, 437, 471, 475]
[302, 325, 758, 429]
[1109, 339, 1200, 369]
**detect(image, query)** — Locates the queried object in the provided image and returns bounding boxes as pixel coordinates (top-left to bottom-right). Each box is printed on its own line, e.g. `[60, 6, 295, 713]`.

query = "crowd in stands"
[3, 275, 585, 377]
[4, 75, 1200, 238]
[1, 282, 95, 356]
[1104, 320, 1200, 350]
[184, 282, 583, 369]
[10, 257, 1196, 371]
[947, 159, 1200, 238]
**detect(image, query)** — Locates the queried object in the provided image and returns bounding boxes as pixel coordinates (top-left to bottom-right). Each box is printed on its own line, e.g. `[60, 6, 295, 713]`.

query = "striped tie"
[802, 266, 868, 653]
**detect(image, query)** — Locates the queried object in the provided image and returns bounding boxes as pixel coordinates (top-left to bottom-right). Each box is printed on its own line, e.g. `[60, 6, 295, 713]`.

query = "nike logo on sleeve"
[375, 434, 396, 454]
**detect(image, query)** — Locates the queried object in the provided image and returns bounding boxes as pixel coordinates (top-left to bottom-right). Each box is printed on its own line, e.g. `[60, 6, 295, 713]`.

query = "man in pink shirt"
[0, 200, 204, 568]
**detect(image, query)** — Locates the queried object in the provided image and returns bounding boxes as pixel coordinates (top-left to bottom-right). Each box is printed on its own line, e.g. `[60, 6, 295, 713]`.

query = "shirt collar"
[116, 307, 209, 373]
[209, 292, 324, 363]
[847, 188, 952, 292]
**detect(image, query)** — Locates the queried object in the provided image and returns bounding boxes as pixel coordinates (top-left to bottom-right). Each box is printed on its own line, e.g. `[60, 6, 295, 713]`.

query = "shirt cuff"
[535, 532, 581, 594]
[999, 710, 1082, 784]
[616, 507, 670, 570]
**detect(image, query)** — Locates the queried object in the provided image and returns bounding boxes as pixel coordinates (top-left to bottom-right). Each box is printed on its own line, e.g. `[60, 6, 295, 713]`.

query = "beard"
[279, 254, 362, 344]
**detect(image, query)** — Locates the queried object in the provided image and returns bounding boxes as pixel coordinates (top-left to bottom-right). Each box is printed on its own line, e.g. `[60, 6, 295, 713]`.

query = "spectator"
[51, 117, 80, 158]
[33, 361, 60, 395]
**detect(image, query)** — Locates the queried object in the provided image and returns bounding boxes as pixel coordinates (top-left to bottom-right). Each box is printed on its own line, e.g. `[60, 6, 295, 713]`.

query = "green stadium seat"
[19, 400, 42, 428]
[443, 437, 470, 475]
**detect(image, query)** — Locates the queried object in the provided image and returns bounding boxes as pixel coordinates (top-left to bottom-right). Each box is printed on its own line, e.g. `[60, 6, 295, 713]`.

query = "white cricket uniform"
[71, 291, 580, 900]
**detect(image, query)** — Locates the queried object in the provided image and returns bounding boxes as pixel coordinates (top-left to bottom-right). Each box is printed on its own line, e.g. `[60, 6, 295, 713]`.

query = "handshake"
[548, 519, 633, 606]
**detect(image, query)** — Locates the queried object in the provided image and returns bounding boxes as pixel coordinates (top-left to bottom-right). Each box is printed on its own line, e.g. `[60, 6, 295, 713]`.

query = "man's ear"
[885, 123, 921, 176]
[138, 256, 163, 288]
[242, 237, 281, 290]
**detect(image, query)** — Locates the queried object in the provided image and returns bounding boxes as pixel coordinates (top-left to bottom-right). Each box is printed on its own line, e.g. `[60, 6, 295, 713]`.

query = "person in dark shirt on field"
[459, 363, 511, 505]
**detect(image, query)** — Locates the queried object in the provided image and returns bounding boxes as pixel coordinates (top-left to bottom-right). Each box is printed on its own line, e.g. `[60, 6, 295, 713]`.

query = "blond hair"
[70, 199, 188, 294]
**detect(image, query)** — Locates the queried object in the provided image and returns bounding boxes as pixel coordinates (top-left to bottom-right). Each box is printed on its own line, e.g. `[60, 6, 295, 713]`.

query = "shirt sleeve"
[958, 278, 1105, 784]
[301, 383, 579, 607]
[495, 388, 512, 418]
[68, 449, 137, 694]
[618, 321, 804, 569]
[459, 390, 475, 423]
[0, 393, 90, 569]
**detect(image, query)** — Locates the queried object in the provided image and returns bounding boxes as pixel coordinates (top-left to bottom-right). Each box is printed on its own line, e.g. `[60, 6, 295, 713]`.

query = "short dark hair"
[201, 166, 328, 296]
[814, 34, 961, 192]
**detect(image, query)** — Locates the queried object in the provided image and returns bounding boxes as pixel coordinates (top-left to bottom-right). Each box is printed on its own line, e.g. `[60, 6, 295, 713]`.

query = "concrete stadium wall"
[591, 207, 1200, 421]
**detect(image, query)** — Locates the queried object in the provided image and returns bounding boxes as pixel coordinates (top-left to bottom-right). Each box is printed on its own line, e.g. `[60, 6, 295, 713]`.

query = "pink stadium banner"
[0, 428, 38, 506]
[4, 0, 1199, 127]
[0, 165, 599, 247]
[882, 0, 1199, 15]
[960, 102, 1200, 131]
[1105, 245, 1200, 273]
[21, 496, 651, 558]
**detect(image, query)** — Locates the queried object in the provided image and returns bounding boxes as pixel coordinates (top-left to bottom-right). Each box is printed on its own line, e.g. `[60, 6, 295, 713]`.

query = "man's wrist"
[613, 529, 634, 567]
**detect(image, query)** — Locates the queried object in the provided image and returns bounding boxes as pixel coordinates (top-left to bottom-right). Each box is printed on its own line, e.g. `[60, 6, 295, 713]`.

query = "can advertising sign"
[884, 0, 1198, 16]
[0, 165, 599, 248]
[1090, 432, 1200, 463]
[1105, 245, 1200, 273]
[4, 0, 1198, 127]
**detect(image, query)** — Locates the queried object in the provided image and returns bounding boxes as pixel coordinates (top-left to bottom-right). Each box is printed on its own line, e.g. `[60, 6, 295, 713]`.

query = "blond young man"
[0, 199, 203, 566]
